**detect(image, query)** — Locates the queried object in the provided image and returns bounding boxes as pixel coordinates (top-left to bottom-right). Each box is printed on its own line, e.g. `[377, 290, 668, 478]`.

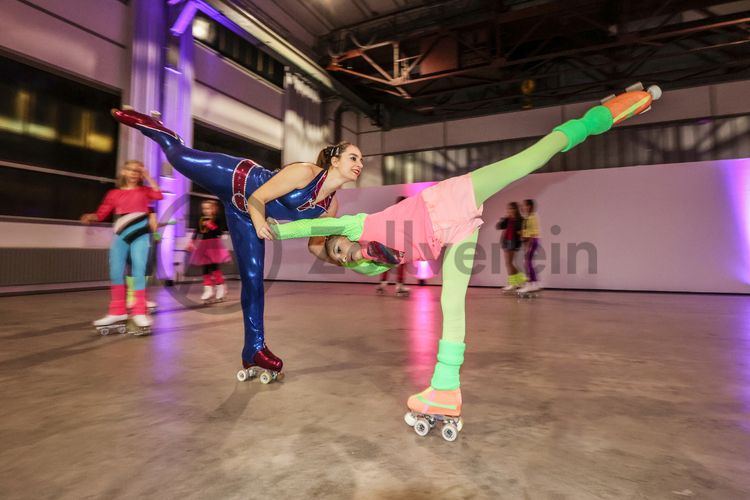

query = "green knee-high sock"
[428, 231, 478, 390]
[126, 276, 135, 304]
[470, 105, 614, 206]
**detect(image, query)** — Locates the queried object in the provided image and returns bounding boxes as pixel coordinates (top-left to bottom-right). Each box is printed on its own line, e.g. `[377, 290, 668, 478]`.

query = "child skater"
[186, 199, 231, 304]
[264, 85, 660, 440]
[517, 199, 541, 295]
[81, 160, 163, 335]
[497, 202, 525, 291]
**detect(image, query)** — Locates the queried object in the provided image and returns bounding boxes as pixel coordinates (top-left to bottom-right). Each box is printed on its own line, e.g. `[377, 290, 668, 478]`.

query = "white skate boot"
[517, 281, 541, 298]
[376, 281, 388, 295]
[214, 283, 226, 302]
[201, 285, 214, 304]
[130, 314, 153, 336]
[93, 314, 128, 336]
[395, 283, 410, 297]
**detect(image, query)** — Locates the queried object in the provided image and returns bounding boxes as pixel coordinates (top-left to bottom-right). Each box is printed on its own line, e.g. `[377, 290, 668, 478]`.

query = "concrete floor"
[1, 282, 749, 499]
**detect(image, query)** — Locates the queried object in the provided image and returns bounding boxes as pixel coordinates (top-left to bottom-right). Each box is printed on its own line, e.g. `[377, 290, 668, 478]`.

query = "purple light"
[722, 159, 750, 282]
[170, 1, 198, 36]
[403, 181, 435, 198]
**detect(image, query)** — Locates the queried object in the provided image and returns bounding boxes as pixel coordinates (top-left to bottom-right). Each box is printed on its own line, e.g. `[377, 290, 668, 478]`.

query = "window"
[0, 55, 121, 221]
[0, 55, 120, 177]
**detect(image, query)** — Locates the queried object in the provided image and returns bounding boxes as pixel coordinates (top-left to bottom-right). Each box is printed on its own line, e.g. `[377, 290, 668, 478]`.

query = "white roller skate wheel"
[414, 418, 430, 437]
[456, 418, 464, 432]
[647, 85, 662, 101]
[237, 369, 248, 382]
[625, 82, 644, 92]
[99, 327, 110, 336]
[441, 423, 458, 442]
[259, 371, 272, 384]
[404, 412, 417, 427]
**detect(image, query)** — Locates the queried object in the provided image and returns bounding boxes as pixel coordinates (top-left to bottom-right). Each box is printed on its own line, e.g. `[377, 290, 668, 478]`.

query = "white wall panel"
[193, 44, 284, 120]
[383, 122, 443, 153]
[0, 0, 127, 88]
[341, 110, 358, 134]
[192, 83, 282, 150]
[24, 0, 128, 46]
[446, 107, 560, 146]
[1, 221, 112, 249]
[713, 80, 750, 116]
[359, 131, 382, 156]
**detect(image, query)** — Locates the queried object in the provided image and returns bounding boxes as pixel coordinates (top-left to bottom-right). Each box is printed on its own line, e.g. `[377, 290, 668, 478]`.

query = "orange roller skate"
[600, 82, 662, 125]
[404, 387, 463, 441]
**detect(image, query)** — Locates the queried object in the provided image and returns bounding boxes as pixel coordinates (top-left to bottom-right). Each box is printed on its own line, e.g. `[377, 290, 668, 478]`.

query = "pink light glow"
[722, 159, 750, 283]
[407, 286, 439, 386]
[401, 182, 436, 280]
[415, 260, 434, 280]
[402, 181, 435, 198]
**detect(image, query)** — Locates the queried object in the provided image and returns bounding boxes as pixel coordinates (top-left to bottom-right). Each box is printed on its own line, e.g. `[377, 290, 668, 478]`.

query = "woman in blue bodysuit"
[112, 108, 362, 382]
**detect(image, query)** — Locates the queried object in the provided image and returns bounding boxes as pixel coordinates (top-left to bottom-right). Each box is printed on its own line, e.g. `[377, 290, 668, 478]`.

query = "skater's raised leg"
[112, 108, 237, 200]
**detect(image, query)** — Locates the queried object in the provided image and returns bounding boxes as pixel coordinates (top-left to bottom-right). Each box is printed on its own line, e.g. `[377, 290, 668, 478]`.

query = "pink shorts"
[420, 174, 484, 246]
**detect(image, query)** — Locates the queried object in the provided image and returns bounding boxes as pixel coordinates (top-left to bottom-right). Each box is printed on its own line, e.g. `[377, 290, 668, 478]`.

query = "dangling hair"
[315, 141, 352, 169]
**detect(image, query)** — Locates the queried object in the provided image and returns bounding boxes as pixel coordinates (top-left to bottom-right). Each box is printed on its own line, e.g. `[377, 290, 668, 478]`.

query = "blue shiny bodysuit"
[140, 128, 332, 363]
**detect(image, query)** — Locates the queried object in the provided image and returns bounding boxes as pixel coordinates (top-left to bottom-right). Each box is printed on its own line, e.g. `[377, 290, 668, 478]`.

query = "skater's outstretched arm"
[308, 196, 341, 265]
[271, 214, 366, 241]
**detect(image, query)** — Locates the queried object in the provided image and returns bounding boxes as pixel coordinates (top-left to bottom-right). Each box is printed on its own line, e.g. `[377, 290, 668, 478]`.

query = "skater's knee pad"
[436, 340, 465, 366]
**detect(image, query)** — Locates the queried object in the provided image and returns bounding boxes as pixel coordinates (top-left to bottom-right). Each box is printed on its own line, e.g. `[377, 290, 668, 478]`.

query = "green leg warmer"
[428, 230, 478, 390]
[430, 340, 466, 390]
[553, 105, 613, 151]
